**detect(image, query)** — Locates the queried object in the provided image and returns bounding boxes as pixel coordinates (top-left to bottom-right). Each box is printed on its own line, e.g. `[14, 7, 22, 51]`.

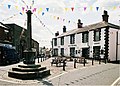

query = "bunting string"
[2, 13, 18, 21]
[33, 14, 54, 35]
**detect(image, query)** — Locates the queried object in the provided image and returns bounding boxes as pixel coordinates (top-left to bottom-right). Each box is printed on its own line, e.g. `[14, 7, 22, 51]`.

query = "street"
[48, 63, 120, 85]
[0, 58, 120, 86]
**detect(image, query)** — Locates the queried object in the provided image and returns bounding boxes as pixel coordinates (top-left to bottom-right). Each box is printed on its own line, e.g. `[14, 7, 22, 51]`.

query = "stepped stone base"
[8, 64, 50, 80]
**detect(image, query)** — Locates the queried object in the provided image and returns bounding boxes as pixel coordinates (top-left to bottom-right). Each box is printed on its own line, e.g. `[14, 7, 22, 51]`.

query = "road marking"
[48, 67, 86, 81]
[111, 77, 120, 86]
[48, 71, 68, 80]
[0, 78, 18, 84]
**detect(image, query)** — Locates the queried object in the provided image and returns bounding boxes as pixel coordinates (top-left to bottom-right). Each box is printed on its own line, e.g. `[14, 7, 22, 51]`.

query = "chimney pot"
[77, 19, 83, 28]
[63, 26, 66, 33]
[55, 31, 59, 36]
[102, 10, 109, 22]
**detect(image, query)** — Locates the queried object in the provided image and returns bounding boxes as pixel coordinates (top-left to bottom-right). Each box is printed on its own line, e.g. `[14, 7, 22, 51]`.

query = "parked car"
[0, 46, 20, 65]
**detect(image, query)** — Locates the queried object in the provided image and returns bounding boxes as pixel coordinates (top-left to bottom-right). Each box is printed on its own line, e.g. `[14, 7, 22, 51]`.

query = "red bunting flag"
[71, 7, 74, 11]
[32, 8, 36, 12]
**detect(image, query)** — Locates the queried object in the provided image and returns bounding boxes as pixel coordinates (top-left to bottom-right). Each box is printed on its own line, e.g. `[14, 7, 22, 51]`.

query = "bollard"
[63, 59, 66, 71]
[41, 56, 42, 62]
[38, 55, 39, 63]
[92, 58, 94, 65]
[104, 57, 106, 64]
[74, 59, 77, 68]
[83, 58, 85, 67]
[43, 56, 44, 61]
[99, 57, 101, 64]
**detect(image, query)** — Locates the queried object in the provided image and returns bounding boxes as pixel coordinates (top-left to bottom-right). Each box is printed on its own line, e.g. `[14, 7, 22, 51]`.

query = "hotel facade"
[52, 11, 120, 62]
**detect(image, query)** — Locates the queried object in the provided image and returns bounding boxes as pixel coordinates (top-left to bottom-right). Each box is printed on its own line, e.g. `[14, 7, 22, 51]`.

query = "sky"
[0, 0, 120, 48]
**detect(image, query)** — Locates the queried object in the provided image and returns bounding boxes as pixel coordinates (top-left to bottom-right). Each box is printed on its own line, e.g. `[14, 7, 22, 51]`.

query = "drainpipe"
[116, 31, 118, 61]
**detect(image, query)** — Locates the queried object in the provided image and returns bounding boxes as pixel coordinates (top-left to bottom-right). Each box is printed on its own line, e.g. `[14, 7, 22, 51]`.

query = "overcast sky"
[0, 0, 120, 48]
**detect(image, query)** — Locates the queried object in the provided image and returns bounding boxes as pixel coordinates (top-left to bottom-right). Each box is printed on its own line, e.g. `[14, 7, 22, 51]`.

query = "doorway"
[82, 48, 89, 59]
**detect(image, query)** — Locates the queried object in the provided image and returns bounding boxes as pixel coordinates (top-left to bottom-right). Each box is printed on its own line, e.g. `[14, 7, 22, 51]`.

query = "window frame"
[54, 38, 57, 46]
[61, 37, 64, 45]
[70, 34, 75, 44]
[94, 29, 101, 41]
[82, 32, 88, 43]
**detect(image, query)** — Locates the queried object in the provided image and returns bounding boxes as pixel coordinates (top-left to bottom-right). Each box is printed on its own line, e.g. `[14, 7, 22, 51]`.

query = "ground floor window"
[61, 48, 64, 56]
[53, 49, 58, 56]
[93, 46, 100, 60]
[70, 47, 75, 57]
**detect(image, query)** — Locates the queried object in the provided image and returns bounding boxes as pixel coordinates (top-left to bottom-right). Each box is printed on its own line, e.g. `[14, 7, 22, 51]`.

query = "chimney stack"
[55, 31, 59, 36]
[102, 10, 109, 22]
[63, 26, 66, 33]
[77, 19, 83, 28]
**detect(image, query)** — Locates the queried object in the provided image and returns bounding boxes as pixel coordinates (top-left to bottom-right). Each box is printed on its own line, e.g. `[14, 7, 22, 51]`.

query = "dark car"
[0, 46, 20, 65]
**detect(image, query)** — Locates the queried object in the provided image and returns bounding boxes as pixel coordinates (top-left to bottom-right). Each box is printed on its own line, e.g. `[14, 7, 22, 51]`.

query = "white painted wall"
[109, 28, 118, 61]
[117, 30, 120, 60]
[89, 31, 93, 58]
[52, 27, 120, 61]
[64, 36, 69, 56]
[76, 33, 82, 57]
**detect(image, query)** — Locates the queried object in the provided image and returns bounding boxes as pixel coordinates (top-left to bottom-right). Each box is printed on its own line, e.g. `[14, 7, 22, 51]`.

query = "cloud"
[93, 0, 120, 7]
[33, 0, 65, 14]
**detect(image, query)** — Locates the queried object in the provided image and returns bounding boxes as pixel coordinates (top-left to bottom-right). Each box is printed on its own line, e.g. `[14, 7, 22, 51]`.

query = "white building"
[52, 10, 120, 62]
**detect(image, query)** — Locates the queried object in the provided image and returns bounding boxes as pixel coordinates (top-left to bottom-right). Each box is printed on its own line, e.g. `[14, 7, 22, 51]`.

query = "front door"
[93, 46, 100, 60]
[70, 47, 75, 57]
[82, 48, 89, 59]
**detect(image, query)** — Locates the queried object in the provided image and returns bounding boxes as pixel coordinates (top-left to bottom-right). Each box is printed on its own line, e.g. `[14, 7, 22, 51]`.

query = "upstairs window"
[61, 37, 64, 45]
[54, 38, 57, 46]
[82, 32, 88, 43]
[70, 34, 75, 44]
[94, 29, 101, 41]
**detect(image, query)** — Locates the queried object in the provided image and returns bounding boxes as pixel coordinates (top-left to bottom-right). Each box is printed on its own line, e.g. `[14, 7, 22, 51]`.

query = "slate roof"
[57, 21, 119, 38]
[0, 22, 8, 29]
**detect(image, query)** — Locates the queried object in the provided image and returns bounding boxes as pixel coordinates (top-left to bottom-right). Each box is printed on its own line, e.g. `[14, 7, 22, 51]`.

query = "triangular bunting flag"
[38, 8, 42, 14]
[65, 8, 68, 11]
[15, 6, 18, 10]
[90, 6, 93, 11]
[8, 5, 11, 9]
[96, 7, 99, 11]
[54, 16, 56, 19]
[84, 7, 87, 11]
[22, 7, 25, 11]
[113, 6, 116, 10]
[20, 12, 23, 15]
[57, 17, 59, 20]
[42, 12, 44, 16]
[71, 7, 74, 11]
[46, 8, 49, 12]
[32, 8, 37, 12]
